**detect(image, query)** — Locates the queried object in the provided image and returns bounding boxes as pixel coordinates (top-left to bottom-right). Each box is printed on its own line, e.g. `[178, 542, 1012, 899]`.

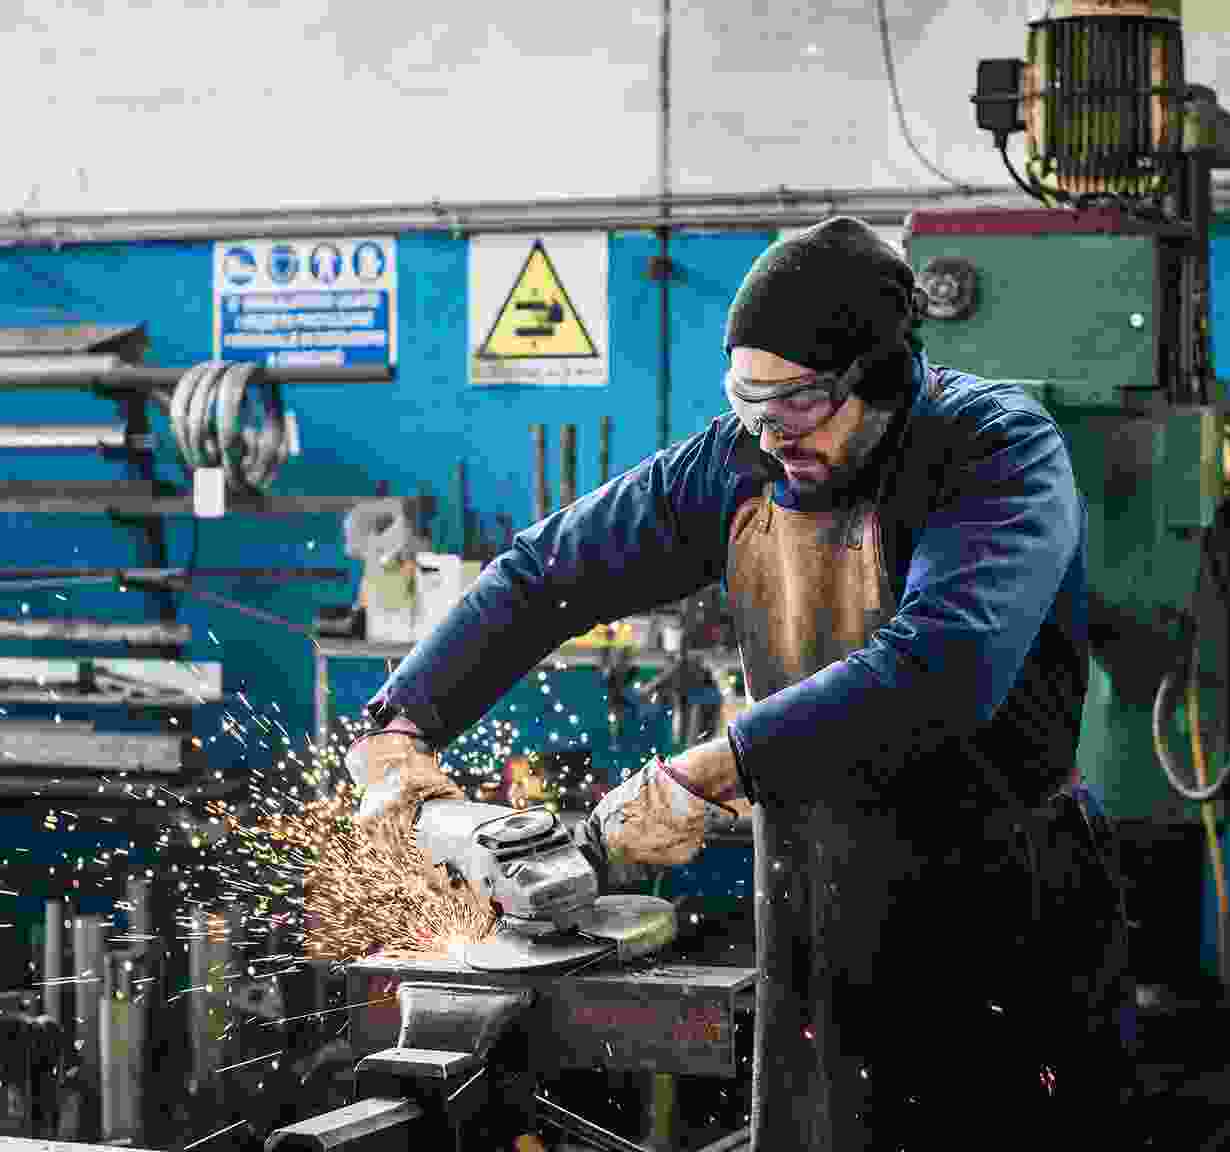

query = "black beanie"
[724, 217, 917, 410]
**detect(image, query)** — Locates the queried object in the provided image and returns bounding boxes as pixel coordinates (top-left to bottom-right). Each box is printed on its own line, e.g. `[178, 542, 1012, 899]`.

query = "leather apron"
[727, 480, 1134, 1149]
[728, 481, 899, 1151]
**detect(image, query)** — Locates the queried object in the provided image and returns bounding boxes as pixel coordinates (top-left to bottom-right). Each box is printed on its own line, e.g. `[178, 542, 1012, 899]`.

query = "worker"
[353, 217, 1134, 1149]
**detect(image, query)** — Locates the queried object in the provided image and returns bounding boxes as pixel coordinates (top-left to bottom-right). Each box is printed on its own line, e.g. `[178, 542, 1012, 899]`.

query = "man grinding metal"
[349, 218, 1134, 1148]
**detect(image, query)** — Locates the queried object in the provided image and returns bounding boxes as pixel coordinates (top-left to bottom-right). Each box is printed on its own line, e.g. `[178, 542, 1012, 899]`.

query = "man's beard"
[774, 408, 895, 496]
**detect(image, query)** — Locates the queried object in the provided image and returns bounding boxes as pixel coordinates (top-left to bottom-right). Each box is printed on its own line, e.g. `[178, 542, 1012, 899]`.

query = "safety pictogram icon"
[477, 240, 599, 360]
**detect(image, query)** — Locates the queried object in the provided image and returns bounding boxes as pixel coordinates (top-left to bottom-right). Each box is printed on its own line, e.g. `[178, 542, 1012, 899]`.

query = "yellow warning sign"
[477, 240, 598, 360]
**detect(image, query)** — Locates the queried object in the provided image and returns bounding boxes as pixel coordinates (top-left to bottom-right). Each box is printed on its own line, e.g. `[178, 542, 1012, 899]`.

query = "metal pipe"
[0, 619, 191, 645]
[532, 424, 548, 522]
[124, 876, 149, 1147]
[560, 424, 576, 508]
[6, 180, 1230, 242]
[43, 901, 63, 1024]
[452, 460, 467, 556]
[0, 566, 347, 583]
[0, 357, 391, 392]
[599, 415, 610, 486]
[73, 915, 104, 1086]
[0, 423, 131, 450]
[0, 203, 1035, 249]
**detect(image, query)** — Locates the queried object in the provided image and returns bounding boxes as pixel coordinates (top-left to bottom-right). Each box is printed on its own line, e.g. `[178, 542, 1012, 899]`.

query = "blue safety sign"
[213, 236, 398, 369]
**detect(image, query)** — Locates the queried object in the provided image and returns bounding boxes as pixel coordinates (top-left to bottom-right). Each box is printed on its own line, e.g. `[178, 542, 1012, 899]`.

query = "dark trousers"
[753, 787, 1135, 1151]
[845, 791, 1136, 1149]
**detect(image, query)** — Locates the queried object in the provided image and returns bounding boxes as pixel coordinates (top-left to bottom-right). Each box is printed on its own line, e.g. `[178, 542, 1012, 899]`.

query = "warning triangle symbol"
[477, 240, 599, 360]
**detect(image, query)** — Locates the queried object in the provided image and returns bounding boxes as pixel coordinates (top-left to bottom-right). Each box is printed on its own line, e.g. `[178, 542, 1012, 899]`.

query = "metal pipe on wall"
[560, 425, 577, 508]
[599, 416, 611, 486]
[0, 357, 391, 392]
[42, 901, 63, 1024]
[4, 183, 1229, 247]
[532, 424, 548, 522]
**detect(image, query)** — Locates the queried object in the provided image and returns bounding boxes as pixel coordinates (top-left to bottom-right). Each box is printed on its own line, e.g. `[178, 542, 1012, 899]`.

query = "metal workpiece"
[348, 955, 755, 1080]
[264, 1096, 425, 1152]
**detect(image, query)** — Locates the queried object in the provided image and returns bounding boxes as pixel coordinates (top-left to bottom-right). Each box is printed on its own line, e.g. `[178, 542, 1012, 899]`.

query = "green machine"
[912, 2, 1230, 972]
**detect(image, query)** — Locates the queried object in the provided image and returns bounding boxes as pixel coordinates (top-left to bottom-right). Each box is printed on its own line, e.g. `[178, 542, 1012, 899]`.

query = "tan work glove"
[344, 716, 463, 827]
[576, 755, 743, 869]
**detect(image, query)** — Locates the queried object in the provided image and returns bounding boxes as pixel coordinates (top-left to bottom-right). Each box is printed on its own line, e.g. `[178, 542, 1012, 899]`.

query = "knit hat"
[724, 217, 918, 411]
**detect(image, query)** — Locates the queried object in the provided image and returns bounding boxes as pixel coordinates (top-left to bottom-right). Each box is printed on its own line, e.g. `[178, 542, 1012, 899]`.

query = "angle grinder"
[413, 799, 677, 973]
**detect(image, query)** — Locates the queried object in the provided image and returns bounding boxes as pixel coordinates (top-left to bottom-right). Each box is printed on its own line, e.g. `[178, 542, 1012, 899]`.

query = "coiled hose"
[156, 360, 287, 494]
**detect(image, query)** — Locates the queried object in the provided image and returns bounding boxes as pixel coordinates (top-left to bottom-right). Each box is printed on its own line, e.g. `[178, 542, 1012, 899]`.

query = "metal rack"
[313, 637, 745, 742]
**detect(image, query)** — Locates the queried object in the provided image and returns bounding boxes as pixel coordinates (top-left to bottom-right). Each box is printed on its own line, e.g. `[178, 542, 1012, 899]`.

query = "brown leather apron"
[727, 481, 904, 1151]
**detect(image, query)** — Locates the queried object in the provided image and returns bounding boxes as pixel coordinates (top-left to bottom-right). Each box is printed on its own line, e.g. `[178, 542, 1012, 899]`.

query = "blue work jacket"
[370, 349, 1090, 817]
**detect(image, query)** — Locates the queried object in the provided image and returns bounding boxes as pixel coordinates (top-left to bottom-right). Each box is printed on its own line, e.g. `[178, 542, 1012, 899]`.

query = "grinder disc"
[463, 929, 613, 974]
[463, 895, 677, 973]
[572, 894, 678, 960]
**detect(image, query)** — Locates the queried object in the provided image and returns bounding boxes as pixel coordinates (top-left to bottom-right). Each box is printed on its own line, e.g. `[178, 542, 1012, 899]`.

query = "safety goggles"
[725, 357, 864, 439]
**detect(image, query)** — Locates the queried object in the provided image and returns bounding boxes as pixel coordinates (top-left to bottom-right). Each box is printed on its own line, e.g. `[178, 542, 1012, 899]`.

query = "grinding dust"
[211, 779, 496, 964]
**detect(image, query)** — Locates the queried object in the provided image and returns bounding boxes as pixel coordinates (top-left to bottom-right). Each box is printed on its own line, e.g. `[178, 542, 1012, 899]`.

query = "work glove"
[344, 715, 463, 826]
[574, 755, 742, 873]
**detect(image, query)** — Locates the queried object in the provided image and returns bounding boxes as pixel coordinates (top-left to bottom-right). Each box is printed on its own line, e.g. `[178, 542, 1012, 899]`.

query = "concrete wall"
[2, 1, 1226, 215]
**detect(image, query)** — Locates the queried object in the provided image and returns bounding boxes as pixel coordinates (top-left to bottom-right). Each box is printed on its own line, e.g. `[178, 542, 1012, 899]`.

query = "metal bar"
[43, 900, 63, 1024]
[0, 358, 392, 391]
[0, 565, 347, 583]
[125, 875, 150, 1147]
[534, 1094, 654, 1152]
[560, 425, 577, 509]
[0, 619, 191, 645]
[0, 1142, 163, 1152]
[599, 415, 610, 486]
[164, 582, 318, 637]
[532, 424, 548, 522]
[315, 646, 332, 743]
[73, 915, 104, 1091]
[0, 482, 367, 516]
[0, 423, 129, 450]
[692, 1127, 751, 1152]
[0, 728, 185, 773]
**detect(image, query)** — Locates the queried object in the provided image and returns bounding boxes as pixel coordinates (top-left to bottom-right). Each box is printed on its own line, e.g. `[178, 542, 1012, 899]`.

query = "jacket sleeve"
[367, 417, 738, 748]
[727, 406, 1082, 807]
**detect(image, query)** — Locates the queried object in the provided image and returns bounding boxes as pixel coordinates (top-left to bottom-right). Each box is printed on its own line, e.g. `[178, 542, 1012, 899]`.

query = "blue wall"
[0, 229, 774, 791]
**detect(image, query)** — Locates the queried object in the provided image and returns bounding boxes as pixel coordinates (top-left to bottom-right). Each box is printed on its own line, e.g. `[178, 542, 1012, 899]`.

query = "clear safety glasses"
[724, 357, 864, 439]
